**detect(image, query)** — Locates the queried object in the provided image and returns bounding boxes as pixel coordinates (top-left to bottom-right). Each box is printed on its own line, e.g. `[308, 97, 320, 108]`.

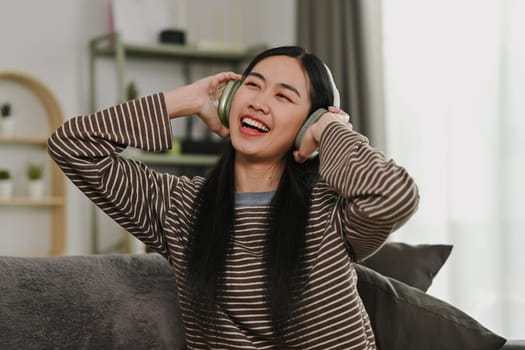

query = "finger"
[293, 150, 306, 164]
[214, 125, 230, 138]
[328, 106, 343, 113]
[218, 128, 230, 138]
[208, 73, 242, 106]
[295, 139, 319, 163]
[328, 106, 348, 117]
[327, 107, 350, 123]
[294, 146, 319, 163]
[210, 72, 240, 90]
[219, 72, 242, 82]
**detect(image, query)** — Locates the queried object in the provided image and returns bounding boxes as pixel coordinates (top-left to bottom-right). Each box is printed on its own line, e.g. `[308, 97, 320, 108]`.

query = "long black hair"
[186, 46, 336, 345]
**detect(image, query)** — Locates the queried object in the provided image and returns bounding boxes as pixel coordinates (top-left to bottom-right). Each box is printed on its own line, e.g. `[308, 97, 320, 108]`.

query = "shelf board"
[138, 153, 218, 166]
[122, 148, 218, 166]
[0, 196, 64, 207]
[0, 136, 48, 147]
[92, 40, 265, 63]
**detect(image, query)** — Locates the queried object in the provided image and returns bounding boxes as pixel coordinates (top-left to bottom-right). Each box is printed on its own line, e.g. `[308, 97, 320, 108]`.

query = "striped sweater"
[48, 93, 419, 349]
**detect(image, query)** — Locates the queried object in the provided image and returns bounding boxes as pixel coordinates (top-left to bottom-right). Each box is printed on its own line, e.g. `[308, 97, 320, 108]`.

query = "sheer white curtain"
[382, 0, 524, 339]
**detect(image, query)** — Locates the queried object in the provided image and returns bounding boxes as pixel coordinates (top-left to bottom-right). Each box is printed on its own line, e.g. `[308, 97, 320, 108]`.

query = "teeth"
[242, 117, 270, 132]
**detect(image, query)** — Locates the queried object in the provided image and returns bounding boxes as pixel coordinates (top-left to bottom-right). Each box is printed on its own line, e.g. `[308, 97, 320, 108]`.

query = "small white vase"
[28, 180, 45, 199]
[0, 180, 14, 199]
[0, 118, 15, 137]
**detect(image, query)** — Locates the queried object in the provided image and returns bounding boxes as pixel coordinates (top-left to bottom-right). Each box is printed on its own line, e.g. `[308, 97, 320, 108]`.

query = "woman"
[49, 46, 419, 349]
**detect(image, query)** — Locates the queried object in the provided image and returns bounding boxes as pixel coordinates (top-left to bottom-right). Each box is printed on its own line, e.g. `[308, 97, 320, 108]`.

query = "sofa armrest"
[501, 340, 525, 349]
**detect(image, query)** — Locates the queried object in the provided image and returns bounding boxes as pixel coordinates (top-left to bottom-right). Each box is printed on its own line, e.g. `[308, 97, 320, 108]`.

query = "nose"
[249, 94, 270, 114]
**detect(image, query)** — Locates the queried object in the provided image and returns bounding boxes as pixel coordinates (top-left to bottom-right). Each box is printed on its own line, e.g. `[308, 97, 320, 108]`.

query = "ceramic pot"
[0, 180, 14, 199]
[27, 180, 44, 199]
[0, 118, 15, 137]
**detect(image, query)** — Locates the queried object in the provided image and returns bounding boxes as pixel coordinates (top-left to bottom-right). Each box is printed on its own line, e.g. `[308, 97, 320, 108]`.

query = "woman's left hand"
[164, 71, 242, 138]
[293, 106, 351, 163]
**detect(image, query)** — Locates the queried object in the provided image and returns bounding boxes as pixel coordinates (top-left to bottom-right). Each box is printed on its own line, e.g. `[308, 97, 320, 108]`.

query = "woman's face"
[229, 55, 311, 162]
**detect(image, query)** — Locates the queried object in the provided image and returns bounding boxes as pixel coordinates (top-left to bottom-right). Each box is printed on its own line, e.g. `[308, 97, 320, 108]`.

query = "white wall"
[0, 0, 296, 255]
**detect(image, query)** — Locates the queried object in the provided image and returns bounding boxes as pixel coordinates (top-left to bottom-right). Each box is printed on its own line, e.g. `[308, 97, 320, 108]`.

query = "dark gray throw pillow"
[355, 264, 506, 350]
[360, 242, 452, 291]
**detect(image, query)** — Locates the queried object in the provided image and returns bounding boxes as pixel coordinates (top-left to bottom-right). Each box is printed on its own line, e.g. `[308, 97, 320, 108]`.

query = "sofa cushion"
[355, 264, 506, 350]
[0, 254, 186, 350]
[360, 242, 452, 291]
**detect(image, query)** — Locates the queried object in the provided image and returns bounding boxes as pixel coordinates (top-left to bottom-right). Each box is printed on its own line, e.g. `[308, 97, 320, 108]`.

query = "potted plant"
[26, 163, 44, 199]
[0, 102, 14, 137]
[0, 169, 14, 199]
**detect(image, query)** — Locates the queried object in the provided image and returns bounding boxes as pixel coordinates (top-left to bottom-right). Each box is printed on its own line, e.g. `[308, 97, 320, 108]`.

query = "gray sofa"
[0, 252, 523, 349]
[0, 254, 186, 349]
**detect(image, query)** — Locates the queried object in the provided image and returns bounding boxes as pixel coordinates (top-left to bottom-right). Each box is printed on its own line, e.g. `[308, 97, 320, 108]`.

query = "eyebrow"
[247, 71, 302, 98]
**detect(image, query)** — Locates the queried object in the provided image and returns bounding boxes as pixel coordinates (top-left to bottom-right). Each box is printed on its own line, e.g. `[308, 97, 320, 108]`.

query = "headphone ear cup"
[217, 80, 241, 128]
[294, 108, 328, 150]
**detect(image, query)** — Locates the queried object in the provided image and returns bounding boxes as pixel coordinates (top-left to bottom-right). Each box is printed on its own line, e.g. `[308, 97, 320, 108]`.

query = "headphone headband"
[323, 63, 340, 108]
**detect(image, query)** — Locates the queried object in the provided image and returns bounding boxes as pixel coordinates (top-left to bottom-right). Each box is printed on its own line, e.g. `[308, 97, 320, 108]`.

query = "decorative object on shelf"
[0, 102, 14, 137]
[126, 81, 139, 101]
[26, 163, 44, 199]
[159, 29, 186, 45]
[0, 169, 14, 199]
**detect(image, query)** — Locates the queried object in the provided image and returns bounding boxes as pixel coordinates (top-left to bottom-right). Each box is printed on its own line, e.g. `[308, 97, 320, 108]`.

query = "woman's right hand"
[164, 71, 242, 138]
[293, 106, 352, 163]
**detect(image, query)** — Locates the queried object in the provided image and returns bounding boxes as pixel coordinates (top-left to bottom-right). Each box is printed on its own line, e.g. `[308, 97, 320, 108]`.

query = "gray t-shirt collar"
[235, 191, 275, 207]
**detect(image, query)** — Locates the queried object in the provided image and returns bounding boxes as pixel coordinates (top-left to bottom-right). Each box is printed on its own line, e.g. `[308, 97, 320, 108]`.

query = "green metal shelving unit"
[88, 32, 263, 253]
[89, 32, 265, 109]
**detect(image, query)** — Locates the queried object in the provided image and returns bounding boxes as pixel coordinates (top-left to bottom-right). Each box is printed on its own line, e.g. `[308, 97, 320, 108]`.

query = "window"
[382, 0, 525, 338]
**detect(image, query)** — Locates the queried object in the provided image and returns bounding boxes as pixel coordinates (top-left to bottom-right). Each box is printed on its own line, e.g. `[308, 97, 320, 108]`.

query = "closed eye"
[276, 93, 292, 102]
[244, 81, 260, 89]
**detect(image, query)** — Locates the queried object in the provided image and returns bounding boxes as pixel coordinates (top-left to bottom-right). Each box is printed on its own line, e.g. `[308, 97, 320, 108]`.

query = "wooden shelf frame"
[0, 71, 67, 256]
[0, 197, 65, 207]
[0, 136, 48, 147]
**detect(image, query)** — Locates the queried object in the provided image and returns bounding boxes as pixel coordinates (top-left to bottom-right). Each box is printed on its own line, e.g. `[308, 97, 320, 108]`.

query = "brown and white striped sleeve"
[48, 93, 175, 256]
[319, 122, 419, 261]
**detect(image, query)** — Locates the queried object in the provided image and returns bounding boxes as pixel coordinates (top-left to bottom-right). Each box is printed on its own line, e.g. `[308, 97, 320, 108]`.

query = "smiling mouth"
[241, 117, 270, 133]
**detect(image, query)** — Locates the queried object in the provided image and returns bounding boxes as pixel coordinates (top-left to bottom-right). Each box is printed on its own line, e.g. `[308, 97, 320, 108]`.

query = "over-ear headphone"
[217, 64, 340, 149]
